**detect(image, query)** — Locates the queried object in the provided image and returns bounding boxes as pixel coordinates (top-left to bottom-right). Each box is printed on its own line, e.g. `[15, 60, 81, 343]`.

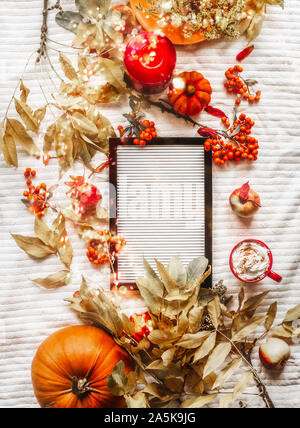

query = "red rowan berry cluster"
[23, 168, 49, 217]
[224, 65, 261, 106]
[204, 114, 259, 165]
[118, 112, 157, 146]
[130, 312, 153, 342]
[87, 230, 126, 265]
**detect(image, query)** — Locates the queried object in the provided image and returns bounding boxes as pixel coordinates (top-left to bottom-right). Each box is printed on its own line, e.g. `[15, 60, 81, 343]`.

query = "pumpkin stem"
[185, 83, 196, 97]
[72, 376, 91, 397]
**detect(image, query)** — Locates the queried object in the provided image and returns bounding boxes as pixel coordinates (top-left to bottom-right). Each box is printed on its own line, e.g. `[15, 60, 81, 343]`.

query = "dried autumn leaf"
[198, 287, 217, 306]
[203, 343, 232, 378]
[55, 11, 81, 34]
[241, 291, 269, 317]
[247, 12, 265, 42]
[14, 98, 39, 132]
[167, 256, 187, 288]
[207, 296, 221, 329]
[59, 53, 78, 81]
[265, 302, 277, 331]
[11, 234, 55, 259]
[6, 118, 39, 156]
[43, 123, 56, 154]
[71, 112, 98, 137]
[186, 256, 208, 287]
[161, 348, 175, 367]
[231, 315, 266, 342]
[2, 131, 18, 167]
[34, 106, 47, 125]
[98, 58, 127, 93]
[188, 306, 205, 333]
[181, 393, 217, 408]
[32, 270, 71, 289]
[125, 392, 148, 408]
[107, 360, 128, 396]
[193, 332, 217, 363]
[270, 326, 293, 338]
[212, 358, 243, 390]
[148, 330, 173, 346]
[75, 0, 110, 19]
[219, 371, 253, 408]
[176, 331, 210, 349]
[164, 377, 184, 393]
[34, 215, 56, 247]
[20, 80, 30, 103]
[283, 304, 300, 323]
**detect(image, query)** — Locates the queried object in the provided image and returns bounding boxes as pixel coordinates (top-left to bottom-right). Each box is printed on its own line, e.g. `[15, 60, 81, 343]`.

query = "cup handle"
[267, 270, 282, 283]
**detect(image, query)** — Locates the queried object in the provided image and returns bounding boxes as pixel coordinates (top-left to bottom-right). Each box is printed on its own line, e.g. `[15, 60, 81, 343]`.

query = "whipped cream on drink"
[232, 241, 270, 281]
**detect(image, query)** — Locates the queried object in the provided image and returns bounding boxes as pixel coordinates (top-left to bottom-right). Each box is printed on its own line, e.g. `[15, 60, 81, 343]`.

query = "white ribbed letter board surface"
[109, 138, 212, 287]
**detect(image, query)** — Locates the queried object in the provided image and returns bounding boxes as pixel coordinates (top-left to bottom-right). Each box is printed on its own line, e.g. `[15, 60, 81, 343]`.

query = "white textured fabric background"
[0, 0, 299, 408]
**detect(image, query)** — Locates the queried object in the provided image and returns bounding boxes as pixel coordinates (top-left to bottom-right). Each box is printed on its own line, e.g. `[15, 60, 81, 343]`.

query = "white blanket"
[0, 0, 299, 408]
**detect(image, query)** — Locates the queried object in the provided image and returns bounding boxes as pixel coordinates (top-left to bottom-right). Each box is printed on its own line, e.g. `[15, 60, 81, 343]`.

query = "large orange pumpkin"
[169, 72, 212, 116]
[31, 326, 133, 408]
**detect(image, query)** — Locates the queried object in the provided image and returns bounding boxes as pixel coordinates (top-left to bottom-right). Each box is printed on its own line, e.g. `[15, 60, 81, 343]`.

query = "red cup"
[229, 239, 282, 284]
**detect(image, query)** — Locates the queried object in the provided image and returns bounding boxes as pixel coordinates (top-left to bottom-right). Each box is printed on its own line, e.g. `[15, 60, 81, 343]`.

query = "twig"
[217, 329, 275, 409]
[37, 0, 49, 63]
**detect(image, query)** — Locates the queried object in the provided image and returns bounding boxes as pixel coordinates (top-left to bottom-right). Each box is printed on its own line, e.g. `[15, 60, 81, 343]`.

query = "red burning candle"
[124, 31, 177, 94]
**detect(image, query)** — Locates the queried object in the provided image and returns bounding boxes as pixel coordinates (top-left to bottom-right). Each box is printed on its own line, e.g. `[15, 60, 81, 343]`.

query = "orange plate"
[130, 0, 206, 45]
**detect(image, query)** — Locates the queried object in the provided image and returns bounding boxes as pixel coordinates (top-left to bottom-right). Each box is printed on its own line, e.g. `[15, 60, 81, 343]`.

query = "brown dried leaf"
[136, 277, 162, 316]
[143, 383, 172, 401]
[176, 331, 210, 349]
[238, 287, 245, 311]
[148, 330, 173, 346]
[34, 106, 47, 125]
[107, 360, 128, 396]
[188, 306, 205, 333]
[219, 371, 253, 408]
[59, 53, 78, 81]
[186, 256, 209, 288]
[98, 58, 127, 93]
[241, 291, 269, 317]
[164, 377, 184, 393]
[181, 393, 217, 408]
[283, 304, 300, 323]
[71, 112, 98, 137]
[161, 348, 175, 367]
[6, 118, 39, 156]
[212, 358, 243, 390]
[207, 296, 221, 329]
[32, 270, 71, 289]
[11, 234, 55, 259]
[167, 256, 187, 288]
[203, 343, 232, 378]
[270, 325, 293, 338]
[125, 392, 148, 408]
[231, 315, 266, 342]
[198, 287, 217, 306]
[2, 128, 18, 167]
[155, 258, 178, 293]
[14, 98, 39, 132]
[265, 302, 277, 331]
[20, 80, 30, 103]
[43, 123, 56, 154]
[193, 332, 217, 363]
[34, 216, 56, 248]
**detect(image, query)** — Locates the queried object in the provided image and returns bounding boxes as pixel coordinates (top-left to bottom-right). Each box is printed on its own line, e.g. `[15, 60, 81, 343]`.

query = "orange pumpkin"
[168, 72, 212, 116]
[31, 325, 133, 408]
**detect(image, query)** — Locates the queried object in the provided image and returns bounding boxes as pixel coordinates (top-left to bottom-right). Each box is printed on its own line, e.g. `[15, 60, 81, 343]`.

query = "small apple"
[230, 182, 261, 218]
[259, 338, 291, 370]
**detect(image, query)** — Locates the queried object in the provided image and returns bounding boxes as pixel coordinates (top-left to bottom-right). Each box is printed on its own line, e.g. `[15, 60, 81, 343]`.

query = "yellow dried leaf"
[59, 52, 78, 81]
[181, 393, 217, 408]
[207, 296, 221, 329]
[270, 325, 293, 338]
[161, 348, 175, 366]
[125, 392, 148, 408]
[283, 304, 300, 323]
[43, 123, 56, 154]
[203, 342, 232, 378]
[14, 98, 39, 132]
[20, 80, 30, 103]
[176, 331, 210, 349]
[2, 129, 18, 167]
[188, 306, 205, 332]
[34, 106, 47, 125]
[34, 216, 56, 248]
[11, 234, 55, 259]
[231, 315, 266, 342]
[193, 332, 217, 363]
[32, 270, 71, 289]
[71, 112, 98, 137]
[265, 302, 277, 331]
[219, 371, 253, 408]
[212, 358, 243, 390]
[6, 118, 39, 156]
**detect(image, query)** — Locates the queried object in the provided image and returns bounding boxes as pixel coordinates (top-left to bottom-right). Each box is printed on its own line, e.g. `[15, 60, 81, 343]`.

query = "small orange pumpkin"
[31, 325, 133, 408]
[168, 71, 212, 116]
